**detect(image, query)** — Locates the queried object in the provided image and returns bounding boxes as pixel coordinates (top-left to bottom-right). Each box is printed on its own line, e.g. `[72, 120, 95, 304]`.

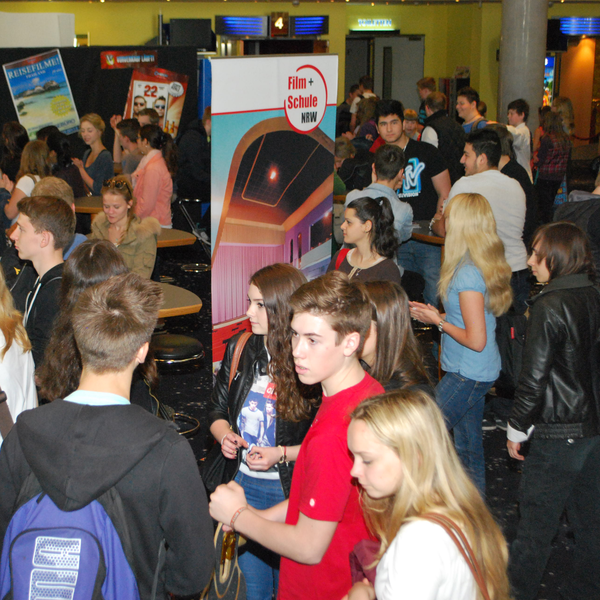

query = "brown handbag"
[421, 513, 491, 600]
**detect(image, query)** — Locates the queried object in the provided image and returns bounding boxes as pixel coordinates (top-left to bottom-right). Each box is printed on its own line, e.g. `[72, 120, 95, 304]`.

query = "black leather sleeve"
[207, 335, 237, 428]
[509, 299, 562, 433]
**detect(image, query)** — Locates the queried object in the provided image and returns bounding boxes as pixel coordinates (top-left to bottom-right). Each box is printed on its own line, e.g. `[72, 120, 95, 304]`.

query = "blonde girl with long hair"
[0, 266, 37, 446]
[344, 390, 511, 600]
[409, 193, 512, 494]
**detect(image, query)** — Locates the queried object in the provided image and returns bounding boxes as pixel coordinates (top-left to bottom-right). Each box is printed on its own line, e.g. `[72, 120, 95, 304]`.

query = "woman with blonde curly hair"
[410, 193, 512, 494]
[0, 266, 37, 446]
[345, 390, 510, 600]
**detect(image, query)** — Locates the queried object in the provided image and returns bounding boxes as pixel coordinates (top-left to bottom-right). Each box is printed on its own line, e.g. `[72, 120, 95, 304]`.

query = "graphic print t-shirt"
[396, 138, 447, 221]
[237, 374, 279, 480]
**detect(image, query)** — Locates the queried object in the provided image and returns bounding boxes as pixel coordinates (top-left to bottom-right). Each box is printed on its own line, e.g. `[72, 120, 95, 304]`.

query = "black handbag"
[200, 523, 247, 600]
[495, 310, 527, 398]
[201, 333, 252, 493]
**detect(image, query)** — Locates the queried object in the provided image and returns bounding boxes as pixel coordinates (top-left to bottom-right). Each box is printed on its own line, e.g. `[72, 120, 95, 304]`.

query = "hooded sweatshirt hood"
[16, 399, 174, 511]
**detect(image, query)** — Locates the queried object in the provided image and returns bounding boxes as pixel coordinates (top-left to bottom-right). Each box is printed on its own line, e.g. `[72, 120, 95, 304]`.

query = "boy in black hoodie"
[0, 272, 213, 599]
[9, 195, 74, 367]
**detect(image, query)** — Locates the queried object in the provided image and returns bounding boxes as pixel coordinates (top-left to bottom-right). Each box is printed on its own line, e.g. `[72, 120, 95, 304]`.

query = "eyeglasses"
[103, 178, 132, 195]
[134, 101, 146, 107]
[154, 104, 165, 110]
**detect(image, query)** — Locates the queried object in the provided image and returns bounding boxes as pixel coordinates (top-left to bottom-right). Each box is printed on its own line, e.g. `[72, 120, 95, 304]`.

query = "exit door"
[373, 36, 424, 111]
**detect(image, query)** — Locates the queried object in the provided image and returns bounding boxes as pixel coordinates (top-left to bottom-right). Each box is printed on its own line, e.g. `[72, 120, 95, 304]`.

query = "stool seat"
[151, 334, 205, 363]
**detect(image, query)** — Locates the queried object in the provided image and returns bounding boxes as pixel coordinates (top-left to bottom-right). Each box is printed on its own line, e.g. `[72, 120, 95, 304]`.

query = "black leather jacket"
[209, 332, 315, 497]
[509, 274, 600, 439]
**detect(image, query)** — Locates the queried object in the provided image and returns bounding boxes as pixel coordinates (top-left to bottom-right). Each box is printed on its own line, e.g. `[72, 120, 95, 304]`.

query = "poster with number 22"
[123, 66, 188, 135]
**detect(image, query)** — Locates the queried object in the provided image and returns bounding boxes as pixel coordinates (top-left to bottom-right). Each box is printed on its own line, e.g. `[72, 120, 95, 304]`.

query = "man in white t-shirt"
[507, 98, 533, 182]
[349, 75, 376, 132]
[436, 128, 529, 314]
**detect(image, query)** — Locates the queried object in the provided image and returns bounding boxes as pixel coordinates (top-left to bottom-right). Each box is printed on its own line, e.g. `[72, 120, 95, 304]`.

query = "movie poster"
[3, 49, 79, 137]
[210, 55, 338, 366]
[123, 67, 188, 135]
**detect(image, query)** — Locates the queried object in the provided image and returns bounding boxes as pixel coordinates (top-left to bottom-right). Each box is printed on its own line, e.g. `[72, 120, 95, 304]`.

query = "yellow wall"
[0, 1, 596, 120]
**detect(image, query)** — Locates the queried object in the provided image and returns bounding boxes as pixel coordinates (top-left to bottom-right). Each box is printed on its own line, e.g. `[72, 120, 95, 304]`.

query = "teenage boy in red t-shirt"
[209, 271, 384, 600]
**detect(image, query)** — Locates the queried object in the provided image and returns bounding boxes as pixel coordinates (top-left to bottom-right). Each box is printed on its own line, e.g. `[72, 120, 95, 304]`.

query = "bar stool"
[151, 333, 205, 370]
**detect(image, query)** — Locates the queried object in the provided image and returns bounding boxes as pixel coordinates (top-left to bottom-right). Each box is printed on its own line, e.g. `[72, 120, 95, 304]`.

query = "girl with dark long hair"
[0, 122, 29, 182]
[361, 280, 431, 393]
[46, 131, 87, 198]
[132, 124, 177, 228]
[328, 196, 401, 285]
[37, 240, 158, 412]
[207, 263, 318, 600]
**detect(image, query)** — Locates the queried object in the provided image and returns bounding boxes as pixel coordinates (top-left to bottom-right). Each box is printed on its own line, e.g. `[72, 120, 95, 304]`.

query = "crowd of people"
[0, 75, 597, 600]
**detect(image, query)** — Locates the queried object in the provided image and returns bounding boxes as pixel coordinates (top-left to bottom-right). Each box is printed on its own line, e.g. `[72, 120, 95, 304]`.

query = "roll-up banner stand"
[211, 54, 338, 367]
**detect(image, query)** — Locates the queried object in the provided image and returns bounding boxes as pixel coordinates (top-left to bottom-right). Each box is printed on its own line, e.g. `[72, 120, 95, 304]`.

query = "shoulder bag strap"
[228, 332, 252, 390]
[421, 513, 491, 600]
[0, 387, 14, 440]
[335, 248, 350, 270]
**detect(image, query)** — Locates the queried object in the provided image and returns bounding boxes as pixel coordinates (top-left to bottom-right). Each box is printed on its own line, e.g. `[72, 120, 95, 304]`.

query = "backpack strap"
[420, 513, 491, 600]
[228, 332, 252, 390]
[0, 387, 13, 441]
[335, 248, 350, 270]
[150, 539, 167, 600]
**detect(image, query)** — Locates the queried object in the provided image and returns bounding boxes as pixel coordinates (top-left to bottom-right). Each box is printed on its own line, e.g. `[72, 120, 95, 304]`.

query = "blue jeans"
[235, 472, 285, 600]
[435, 372, 494, 495]
[397, 240, 441, 307]
[509, 436, 600, 600]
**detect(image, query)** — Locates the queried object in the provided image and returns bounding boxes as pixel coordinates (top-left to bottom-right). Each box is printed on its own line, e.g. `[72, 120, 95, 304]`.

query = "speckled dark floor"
[159, 245, 568, 600]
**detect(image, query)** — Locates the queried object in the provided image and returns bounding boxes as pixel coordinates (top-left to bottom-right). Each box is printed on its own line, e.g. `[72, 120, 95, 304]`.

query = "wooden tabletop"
[159, 283, 202, 318]
[75, 196, 103, 214]
[157, 228, 196, 248]
[411, 220, 445, 245]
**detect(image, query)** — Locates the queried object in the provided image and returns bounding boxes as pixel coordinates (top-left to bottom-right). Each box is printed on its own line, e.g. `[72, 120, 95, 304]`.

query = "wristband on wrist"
[230, 505, 248, 531]
[278, 445, 287, 464]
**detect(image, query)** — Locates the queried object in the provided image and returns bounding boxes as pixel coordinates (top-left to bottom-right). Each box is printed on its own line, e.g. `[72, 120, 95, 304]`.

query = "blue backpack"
[0, 473, 164, 600]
